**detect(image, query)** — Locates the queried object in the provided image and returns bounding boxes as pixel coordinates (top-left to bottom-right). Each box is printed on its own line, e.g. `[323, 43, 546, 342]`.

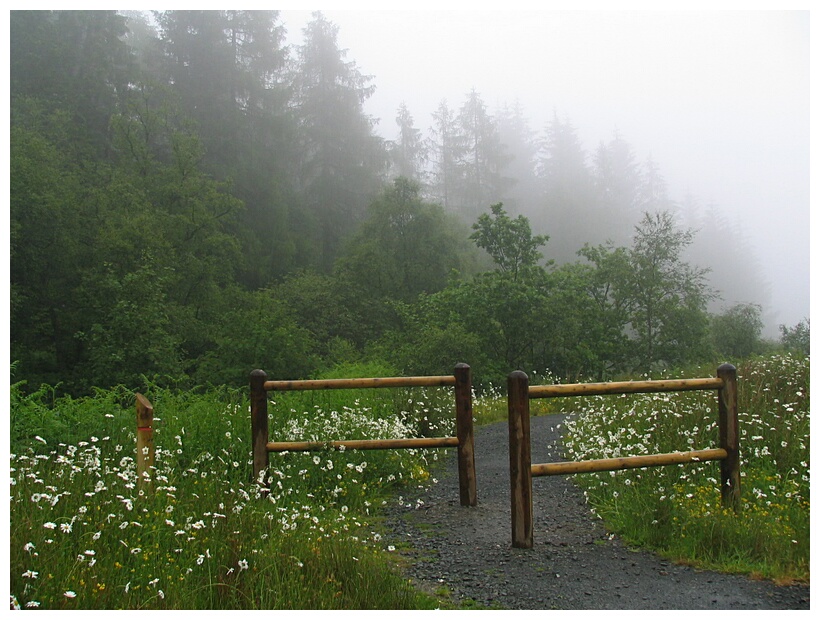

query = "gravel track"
[384, 415, 810, 610]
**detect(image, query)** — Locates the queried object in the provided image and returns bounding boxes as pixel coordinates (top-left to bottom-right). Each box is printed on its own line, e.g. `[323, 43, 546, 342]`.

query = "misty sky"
[281, 7, 811, 337]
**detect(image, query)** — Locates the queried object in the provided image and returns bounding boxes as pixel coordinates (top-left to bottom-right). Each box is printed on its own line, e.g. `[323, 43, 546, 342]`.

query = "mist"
[282, 9, 810, 338]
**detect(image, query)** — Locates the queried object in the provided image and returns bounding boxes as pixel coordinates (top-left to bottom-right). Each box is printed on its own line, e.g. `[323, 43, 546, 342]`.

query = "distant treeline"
[9, 10, 807, 395]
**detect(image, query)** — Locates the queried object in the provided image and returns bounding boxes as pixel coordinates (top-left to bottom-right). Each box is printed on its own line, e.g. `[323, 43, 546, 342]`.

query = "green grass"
[557, 353, 810, 583]
[9, 372, 454, 610]
[11, 355, 808, 608]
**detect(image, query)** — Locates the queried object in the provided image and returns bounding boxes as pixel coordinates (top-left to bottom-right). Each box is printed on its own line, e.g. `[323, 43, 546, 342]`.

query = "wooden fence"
[251, 363, 477, 507]
[135, 393, 154, 492]
[508, 363, 739, 548]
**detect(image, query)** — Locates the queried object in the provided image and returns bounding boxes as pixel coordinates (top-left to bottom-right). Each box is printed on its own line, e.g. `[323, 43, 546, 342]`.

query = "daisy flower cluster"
[10, 384, 452, 608]
[557, 354, 809, 580]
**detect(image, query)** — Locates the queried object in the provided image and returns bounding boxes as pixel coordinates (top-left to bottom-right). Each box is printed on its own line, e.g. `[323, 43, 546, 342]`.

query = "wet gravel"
[384, 415, 810, 610]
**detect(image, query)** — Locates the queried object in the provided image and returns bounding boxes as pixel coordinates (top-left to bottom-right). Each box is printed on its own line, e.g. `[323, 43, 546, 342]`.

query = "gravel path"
[384, 415, 810, 610]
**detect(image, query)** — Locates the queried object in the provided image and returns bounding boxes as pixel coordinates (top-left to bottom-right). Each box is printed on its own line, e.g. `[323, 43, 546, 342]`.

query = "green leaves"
[627, 211, 714, 370]
[469, 203, 549, 281]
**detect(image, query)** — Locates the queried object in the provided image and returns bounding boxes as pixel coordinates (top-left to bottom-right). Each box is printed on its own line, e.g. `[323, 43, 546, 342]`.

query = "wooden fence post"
[136, 393, 154, 493]
[508, 370, 533, 548]
[717, 363, 740, 510]
[454, 363, 477, 507]
[250, 369, 269, 487]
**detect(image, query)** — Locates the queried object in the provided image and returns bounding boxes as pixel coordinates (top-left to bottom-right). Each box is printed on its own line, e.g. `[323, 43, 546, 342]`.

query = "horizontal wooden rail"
[264, 375, 456, 392]
[531, 448, 727, 477]
[508, 364, 739, 548]
[267, 436, 460, 452]
[528, 377, 724, 399]
[252, 364, 477, 507]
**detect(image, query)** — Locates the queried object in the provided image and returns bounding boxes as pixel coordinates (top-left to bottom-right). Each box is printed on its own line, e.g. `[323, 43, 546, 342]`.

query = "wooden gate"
[508, 364, 739, 548]
[251, 363, 477, 507]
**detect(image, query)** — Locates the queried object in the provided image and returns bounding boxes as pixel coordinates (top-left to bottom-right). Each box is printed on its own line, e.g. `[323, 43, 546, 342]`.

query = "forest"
[9, 10, 809, 396]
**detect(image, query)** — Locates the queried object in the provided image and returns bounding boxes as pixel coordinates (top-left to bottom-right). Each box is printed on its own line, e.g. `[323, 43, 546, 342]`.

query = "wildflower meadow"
[9, 363, 452, 610]
[559, 354, 810, 582]
[8, 354, 810, 609]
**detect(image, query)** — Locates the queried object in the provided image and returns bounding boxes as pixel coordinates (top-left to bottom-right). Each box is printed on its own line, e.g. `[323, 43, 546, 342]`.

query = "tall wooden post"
[717, 363, 740, 510]
[250, 369, 269, 487]
[136, 393, 154, 493]
[454, 363, 477, 507]
[508, 371, 533, 548]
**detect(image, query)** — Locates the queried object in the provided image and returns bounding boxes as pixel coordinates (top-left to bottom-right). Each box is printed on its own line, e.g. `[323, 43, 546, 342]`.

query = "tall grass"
[558, 354, 810, 583]
[9, 366, 454, 610]
[10, 355, 809, 608]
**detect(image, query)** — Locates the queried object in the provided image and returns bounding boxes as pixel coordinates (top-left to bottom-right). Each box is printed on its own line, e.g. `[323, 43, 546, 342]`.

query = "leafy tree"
[370, 298, 488, 381]
[10, 10, 135, 159]
[711, 303, 764, 360]
[9, 112, 90, 387]
[399, 205, 554, 377]
[576, 242, 633, 378]
[78, 257, 184, 390]
[626, 211, 714, 370]
[535, 263, 611, 381]
[779, 319, 810, 356]
[274, 270, 361, 357]
[336, 178, 473, 302]
[192, 287, 319, 386]
[470, 203, 549, 281]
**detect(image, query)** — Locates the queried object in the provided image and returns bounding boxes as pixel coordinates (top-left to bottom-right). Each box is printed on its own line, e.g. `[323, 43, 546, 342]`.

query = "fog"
[281, 8, 810, 338]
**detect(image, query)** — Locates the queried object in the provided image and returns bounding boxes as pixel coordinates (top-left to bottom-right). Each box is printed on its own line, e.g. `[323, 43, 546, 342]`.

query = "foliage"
[710, 303, 765, 359]
[625, 211, 714, 371]
[779, 319, 810, 356]
[535, 111, 596, 262]
[191, 287, 320, 387]
[336, 178, 474, 303]
[469, 202, 549, 280]
[292, 11, 387, 270]
[560, 354, 810, 582]
[389, 102, 427, 183]
[10, 10, 788, 397]
[9, 383, 449, 609]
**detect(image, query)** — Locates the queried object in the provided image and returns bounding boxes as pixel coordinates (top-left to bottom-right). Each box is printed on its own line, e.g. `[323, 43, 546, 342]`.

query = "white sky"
[280, 5, 812, 336]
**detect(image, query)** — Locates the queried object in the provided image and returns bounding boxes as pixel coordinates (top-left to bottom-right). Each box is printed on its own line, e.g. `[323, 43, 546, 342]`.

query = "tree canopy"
[9, 10, 790, 397]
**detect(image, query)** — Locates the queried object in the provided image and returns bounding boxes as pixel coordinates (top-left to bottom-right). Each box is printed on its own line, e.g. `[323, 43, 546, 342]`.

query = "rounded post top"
[508, 370, 529, 380]
[717, 363, 737, 374]
[250, 369, 267, 379]
[454, 362, 470, 370]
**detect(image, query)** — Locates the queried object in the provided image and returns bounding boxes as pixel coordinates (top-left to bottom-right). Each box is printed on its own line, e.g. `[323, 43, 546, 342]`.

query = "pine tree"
[388, 102, 427, 184]
[536, 111, 595, 262]
[427, 99, 464, 210]
[455, 89, 511, 220]
[592, 131, 641, 247]
[495, 100, 539, 214]
[292, 11, 388, 270]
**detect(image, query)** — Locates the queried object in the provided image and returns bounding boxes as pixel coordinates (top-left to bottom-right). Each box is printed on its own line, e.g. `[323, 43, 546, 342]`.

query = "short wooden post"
[508, 371, 533, 548]
[454, 363, 477, 507]
[250, 369, 269, 487]
[717, 363, 740, 510]
[136, 393, 154, 493]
